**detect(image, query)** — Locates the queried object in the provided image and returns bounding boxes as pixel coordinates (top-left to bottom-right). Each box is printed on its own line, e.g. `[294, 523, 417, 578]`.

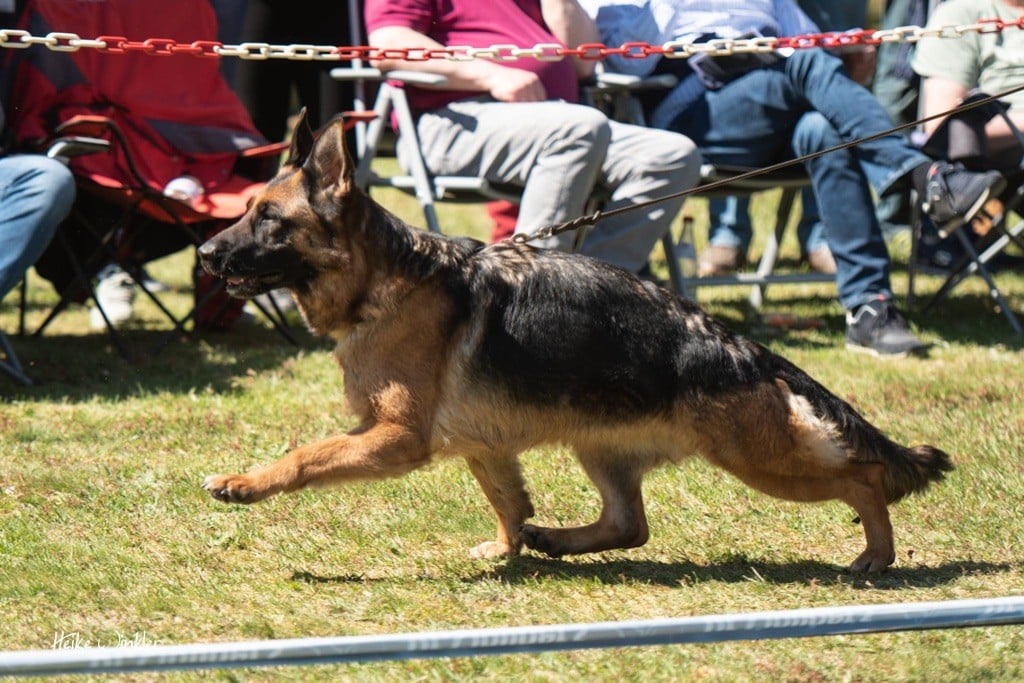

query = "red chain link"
[12, 15, 1022, 61]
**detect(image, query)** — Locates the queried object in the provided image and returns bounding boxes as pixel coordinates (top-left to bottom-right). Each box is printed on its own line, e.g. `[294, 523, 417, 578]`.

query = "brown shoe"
[805, 245, 837, 275]
[697, 245, 742, 277]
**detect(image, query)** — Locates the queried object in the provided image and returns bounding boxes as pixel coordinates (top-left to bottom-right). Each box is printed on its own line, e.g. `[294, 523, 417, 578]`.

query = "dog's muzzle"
[198, 233, 308, 299]
[198, 236, 281, 298]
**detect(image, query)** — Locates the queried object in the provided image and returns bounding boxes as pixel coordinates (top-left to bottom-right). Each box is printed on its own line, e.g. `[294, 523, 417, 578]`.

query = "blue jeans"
[708, 187, 828, 256]
[664, 48, 931, 310]
[0, 155, 76, 300]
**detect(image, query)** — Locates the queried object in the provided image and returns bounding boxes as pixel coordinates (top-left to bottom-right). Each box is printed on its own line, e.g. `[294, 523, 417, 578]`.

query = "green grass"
[2, 183, 1023, 682]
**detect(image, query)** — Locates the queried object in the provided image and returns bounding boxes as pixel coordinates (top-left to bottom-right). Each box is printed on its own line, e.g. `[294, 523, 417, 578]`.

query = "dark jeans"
[664, 49, 931, 310]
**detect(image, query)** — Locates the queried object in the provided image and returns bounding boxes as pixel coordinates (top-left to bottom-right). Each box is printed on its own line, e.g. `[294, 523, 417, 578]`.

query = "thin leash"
[511, 82, 1024, 246]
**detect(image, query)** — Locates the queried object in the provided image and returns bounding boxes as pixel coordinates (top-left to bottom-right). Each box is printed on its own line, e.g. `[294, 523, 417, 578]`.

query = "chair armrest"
[45, 136, 111, 159]
[239, 141, 290, 159]
[593, 72, 678, 91]
[330, 66, 449, 87]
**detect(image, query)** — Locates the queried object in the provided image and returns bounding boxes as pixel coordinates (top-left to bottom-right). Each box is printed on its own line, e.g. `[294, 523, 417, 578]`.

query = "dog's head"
[197, 109, 359, 299]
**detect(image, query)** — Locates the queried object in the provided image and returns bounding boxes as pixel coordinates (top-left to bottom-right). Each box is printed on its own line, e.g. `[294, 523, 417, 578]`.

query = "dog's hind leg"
[838, 463, 895, 573]
[465, 453, 535, 559]
[521, 451, 650, 557]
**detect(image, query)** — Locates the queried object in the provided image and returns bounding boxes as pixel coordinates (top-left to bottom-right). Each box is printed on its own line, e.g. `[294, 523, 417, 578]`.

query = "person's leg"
[785, 47, 1005, 243]
[779, 49, 930, 195]
[0, 155, 75, 300]
[791, 111, 893, 311]
[665, 68, 806, 276]
[792, 112, 925, 356]
[415, 100, 611, 254]
[796, 184, 834, 273]
[583, 119, 701, 271]
[708, 195, 753, 251]
[700, 195, 753, 275]
[665, 70, 797, 170]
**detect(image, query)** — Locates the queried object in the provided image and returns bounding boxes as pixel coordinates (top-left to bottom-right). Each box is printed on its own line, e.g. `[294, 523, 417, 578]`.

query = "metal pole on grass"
[2, 596, 1023, 677]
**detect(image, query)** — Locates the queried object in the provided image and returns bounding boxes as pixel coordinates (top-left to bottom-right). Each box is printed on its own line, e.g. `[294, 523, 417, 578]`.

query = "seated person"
[0, 98, 75, 307]
[909, 0, 1024, 270]
[700, 0, 875, 277]
[5, 0, 270, 331]
[582, 0, 1006, 357]
[913, 0, 1024, 173]
[364, 0, 704, 278]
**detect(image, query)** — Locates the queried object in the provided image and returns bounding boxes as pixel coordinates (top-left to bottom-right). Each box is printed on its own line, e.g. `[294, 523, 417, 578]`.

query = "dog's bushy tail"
[771, 355, 953, 503]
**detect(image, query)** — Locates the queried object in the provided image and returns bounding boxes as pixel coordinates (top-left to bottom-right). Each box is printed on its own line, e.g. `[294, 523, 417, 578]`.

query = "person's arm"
[539, 0, 601, 80]
[368, 25, 548, 102]
[920, 75, 1024, 151]
[919, 76, 970, 138]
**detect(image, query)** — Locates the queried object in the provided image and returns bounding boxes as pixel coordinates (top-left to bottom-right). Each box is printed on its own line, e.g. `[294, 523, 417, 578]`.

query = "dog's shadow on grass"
[291, 556, 1013, 591]
[468, 555, 1014, 591]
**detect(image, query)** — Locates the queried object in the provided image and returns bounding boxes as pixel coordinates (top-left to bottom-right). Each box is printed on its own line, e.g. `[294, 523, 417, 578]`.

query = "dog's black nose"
[197, 239, 221, 263]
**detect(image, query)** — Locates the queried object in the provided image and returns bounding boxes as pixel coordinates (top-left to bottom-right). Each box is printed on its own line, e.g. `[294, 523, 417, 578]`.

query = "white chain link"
[0, 19, 1020, 61]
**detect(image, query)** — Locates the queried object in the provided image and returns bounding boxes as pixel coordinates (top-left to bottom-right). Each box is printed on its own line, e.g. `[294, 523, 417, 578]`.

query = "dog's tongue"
[227, 277, 245, 286]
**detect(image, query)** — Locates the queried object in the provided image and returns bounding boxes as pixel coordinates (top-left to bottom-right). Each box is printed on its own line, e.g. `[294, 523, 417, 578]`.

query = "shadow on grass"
[1, 322, 323, 401]
[904, 292, 1024, 347]
[289, 556, 1014, 591]
[470, 555, 1014, 591]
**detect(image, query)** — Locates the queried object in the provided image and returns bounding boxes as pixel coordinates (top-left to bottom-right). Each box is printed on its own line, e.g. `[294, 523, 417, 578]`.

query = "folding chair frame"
[25, 116, 299, 359]
[906, 92, 1024, 335]
[1, 326, 31, 386]
[332, 68, 523, 234]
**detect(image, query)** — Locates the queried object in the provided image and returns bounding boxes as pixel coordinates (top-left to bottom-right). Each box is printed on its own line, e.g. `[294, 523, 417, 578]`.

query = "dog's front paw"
[203, 474, 267, 504]
[469, 540, 519, 560]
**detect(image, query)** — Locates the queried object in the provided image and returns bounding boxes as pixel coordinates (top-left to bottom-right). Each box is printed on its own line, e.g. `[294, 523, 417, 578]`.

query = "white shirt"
[579, 0, 819, 75]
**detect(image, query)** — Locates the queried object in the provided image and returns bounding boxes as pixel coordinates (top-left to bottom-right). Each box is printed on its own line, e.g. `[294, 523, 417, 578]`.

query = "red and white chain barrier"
[1, 17, 1023, 62]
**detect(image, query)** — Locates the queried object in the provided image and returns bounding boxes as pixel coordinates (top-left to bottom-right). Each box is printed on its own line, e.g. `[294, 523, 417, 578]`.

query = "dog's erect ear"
[302, 116, 354, 198]
[286, 107, 316, 167]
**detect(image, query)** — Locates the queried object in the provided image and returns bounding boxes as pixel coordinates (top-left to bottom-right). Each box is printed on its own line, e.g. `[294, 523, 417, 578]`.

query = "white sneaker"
[89, 265, 137, 330]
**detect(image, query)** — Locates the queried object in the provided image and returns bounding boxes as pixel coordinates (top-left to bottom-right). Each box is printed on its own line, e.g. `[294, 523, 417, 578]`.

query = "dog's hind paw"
[849, 548, 896, 574]
[203, 474, 266, 504]
[519, 524, 564, 558]
[469, 541, 519, 560]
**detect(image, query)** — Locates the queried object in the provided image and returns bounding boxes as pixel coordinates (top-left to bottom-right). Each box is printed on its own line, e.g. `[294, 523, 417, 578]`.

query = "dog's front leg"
[203, 423, 430, 504]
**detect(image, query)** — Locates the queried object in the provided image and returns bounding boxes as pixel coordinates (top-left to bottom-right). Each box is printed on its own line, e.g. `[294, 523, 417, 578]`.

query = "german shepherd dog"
[198, 112, 952, 573]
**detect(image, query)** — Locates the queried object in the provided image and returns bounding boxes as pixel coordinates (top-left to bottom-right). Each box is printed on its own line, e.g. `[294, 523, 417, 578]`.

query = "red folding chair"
[4, 0, 297, 355]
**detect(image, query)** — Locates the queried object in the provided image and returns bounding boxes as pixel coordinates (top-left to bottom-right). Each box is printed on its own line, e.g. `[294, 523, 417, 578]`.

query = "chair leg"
[1, 331, 32, 386]
[905, 193, 922, 312]
[18, 277, 27, 337]
[249, 296, 301, 346]
[749, 187, 799, 309]
[921, 227, 1023, 336]
[33, 227, 133, 359]
[662, 232, 688, 298]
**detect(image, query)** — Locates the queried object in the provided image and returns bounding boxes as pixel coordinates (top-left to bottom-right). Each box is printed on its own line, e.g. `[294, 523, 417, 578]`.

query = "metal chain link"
[2, 17, 1023, 61]
[5, 18, 1023, 246]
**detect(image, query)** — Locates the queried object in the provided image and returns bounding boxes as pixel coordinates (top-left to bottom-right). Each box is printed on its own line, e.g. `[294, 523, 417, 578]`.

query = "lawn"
[2, 183, 1023, 682]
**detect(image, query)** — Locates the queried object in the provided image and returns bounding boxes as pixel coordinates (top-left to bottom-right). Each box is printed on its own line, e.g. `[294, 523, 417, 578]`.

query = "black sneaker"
[922, 161, 1006, 238]
[845, 299, 929, 357]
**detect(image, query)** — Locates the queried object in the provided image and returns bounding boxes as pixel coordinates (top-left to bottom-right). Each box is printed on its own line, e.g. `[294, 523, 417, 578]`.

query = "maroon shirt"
[364, 0, 581, 113]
